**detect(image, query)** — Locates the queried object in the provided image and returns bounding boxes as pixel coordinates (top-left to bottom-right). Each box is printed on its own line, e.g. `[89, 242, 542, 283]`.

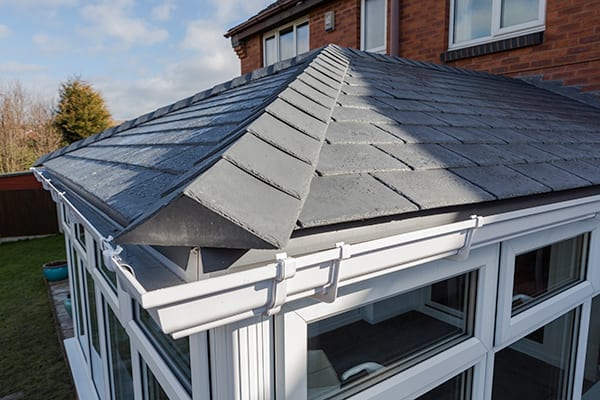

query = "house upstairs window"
[263, 19, 309, 66]
[451, 0, 545, 48]
[361, 0, 387, 52]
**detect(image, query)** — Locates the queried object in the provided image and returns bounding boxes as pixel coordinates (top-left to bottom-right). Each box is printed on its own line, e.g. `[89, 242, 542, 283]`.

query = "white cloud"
[33, 33, 69, 52]
[0, 24, 9, 39]
[98, 51, 240, 120]
[0, 0, 76, 6]
[81, 1, 168, 46]
[151, 0, 175, 21]
[209, 0, 273, 24]
[0, 61, 46, 74]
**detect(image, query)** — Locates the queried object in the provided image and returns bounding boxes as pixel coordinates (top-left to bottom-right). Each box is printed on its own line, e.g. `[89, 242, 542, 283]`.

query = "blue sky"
[0, 0, 272, 120]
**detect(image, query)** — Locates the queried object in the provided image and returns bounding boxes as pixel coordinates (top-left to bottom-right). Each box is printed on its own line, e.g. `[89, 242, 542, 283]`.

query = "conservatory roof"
[36, 45, 600, 250]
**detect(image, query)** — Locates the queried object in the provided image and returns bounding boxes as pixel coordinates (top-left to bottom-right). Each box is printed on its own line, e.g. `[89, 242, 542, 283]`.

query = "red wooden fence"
[0, 171, 59, 240]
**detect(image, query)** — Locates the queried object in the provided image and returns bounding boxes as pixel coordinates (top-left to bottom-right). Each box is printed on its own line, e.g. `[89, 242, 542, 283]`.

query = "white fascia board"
[35, 165, 600, 338]
[148, 196, 600, 338]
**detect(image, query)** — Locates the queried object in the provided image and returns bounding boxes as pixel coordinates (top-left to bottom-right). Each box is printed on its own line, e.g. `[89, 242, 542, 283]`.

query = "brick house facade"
[225, 0, 600, 96]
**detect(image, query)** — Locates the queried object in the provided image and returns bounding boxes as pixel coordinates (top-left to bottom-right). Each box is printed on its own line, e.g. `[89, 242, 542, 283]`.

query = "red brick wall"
[396, 0, 600, 94]
[239, 0, 361, 74]
[238, 0, 600, 94]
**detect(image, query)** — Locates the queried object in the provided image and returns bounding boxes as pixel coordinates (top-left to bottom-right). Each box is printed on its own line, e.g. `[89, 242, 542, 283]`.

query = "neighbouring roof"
[225, 0, 325, 43]
[36, 45, 600, 250]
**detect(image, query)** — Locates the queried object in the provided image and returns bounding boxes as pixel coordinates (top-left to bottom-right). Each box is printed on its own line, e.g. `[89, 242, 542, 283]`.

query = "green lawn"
[0, 235, 76, 400]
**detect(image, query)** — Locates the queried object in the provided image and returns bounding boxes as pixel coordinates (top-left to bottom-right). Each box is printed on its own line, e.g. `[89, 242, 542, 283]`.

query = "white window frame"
[276, 245, 499, 400]
[495, 218, 598, 347]
[360, 0, 387, 53]
[263, 18, 309, 66]
[448, 0, 546, 50]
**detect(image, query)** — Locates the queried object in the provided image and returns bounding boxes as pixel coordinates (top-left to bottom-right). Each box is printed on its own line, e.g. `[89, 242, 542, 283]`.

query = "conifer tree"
[54, 77, 111, 144]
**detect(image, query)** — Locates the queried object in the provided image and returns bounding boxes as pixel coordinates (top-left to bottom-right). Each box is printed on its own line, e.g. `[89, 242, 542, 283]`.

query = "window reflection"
[492, 308, 579, 400]
[417, 369, 472, 400]
[307, 272, 476, 399]
[512, 234, 587, 315]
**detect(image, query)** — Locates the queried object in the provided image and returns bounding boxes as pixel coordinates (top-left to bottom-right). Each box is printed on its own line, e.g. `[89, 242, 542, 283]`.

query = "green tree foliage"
[54, 77, 111, 144]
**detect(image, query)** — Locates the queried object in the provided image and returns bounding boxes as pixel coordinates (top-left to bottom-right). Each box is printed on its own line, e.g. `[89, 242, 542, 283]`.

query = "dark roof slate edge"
[519, 75, 600, 109]
[34, 47, 322, 167]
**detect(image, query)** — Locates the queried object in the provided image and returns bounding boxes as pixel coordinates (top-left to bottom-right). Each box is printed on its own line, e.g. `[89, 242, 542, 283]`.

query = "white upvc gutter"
[33, 167, 600, 339]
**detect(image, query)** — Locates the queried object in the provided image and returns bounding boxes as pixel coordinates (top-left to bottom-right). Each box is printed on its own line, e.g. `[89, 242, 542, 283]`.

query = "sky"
[0, 0, 272, 120]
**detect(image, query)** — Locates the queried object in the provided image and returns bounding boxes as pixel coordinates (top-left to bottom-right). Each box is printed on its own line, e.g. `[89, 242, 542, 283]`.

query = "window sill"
[441, 31, 544, 63]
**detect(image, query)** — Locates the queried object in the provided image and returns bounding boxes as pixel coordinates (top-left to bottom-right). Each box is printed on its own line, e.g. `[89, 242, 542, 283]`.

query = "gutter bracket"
[264, 253, 297, 316]
[313, 242, 351, 304]
[447, 215, 484, 261]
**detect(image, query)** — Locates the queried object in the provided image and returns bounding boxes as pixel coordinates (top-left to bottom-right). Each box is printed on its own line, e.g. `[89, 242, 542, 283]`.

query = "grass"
[0, 235, 76, 400]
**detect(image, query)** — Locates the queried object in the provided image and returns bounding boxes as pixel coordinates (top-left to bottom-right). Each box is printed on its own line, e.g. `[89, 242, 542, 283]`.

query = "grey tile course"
[278, 88, 332, 122]
[376, 143, 475, 169]
[442, 144, 527, 166]
[298, 174, 418, 227]
[247, 113, 322, 165]
[375, 169, 495, 208]
[316, 143, 410, 175]
[267, 99, 329, 140]
[377, 124, 460, 144]
[224, 134, 314, 199]
[325, 122, 402, 144]
[509, 162, 592, 191]
[451, 165, 550, 198]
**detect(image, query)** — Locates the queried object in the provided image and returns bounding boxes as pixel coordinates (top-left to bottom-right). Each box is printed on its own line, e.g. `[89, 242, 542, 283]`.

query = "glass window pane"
[501, 0, 539, 27]
[265, 36, 277, 66]
[279, 27, 294, 60]
[86, 271, 104, 397]
[453, 0, 492, 43]
[417, 369, 472, 400]
[512, 234, 587, 315]
[364, 0, 386, 50]
[492, 308, 579, 400]
[71, 246, 87, 348]
[137, 305, 191, 393]
[307, 271, 476, 399]
[296, 22, 309, 55]
[107, 305, 134, 399]
[583, 295, 600, 398]
[142, 361, 170, 400]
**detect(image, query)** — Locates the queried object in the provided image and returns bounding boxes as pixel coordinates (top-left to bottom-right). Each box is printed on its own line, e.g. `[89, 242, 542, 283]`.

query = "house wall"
[237, 0, 600, 94]
[239, 0, 361, 74]
[396, 0, 600, 94]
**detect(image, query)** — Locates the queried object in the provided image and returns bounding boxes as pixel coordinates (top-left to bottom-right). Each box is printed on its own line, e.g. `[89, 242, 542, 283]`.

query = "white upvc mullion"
[128, 321, 192, 400]
[587, 228, 600, 295]
[497, 282, 592, 348]
[490, 0, 502, 36]
[572, 298, 593, 400]
[190, 332, 210, 400]
[276, 311, 307, 400]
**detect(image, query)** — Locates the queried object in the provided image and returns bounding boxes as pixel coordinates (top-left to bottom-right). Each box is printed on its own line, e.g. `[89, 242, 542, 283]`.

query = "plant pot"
[43, 260, 68, 281]
[64, 294, 72, 318]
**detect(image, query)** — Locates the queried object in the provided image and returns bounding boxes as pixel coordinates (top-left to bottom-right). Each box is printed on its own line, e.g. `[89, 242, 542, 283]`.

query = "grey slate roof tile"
[298, 174, 418, 227]
[451, 165, 550, 198]
[376, 143, 475, 169]
[37, 45, 600, 251]
[433, 127, 508, 144]
[316, 143, 410, 175]
[325, 122, 401, 144]
[559, 159, 600, 184]
[247, 111, 322, 165]
[509, 162, 591, 190]
[224, 134, 313, 199]
[377, 124, 460, 144]
[442, 144, 527, 166]
[184, 159, 301, 248]
[278, 88, 332, 122]
[266, 99, 329, 140]
[375, 169, 495, 208]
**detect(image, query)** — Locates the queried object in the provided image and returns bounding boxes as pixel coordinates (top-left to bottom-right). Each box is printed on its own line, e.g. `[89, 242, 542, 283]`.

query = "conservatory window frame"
[275, 245, 499, 399]
[495, 218, 598, 347]
[448, 0, 546, 50]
